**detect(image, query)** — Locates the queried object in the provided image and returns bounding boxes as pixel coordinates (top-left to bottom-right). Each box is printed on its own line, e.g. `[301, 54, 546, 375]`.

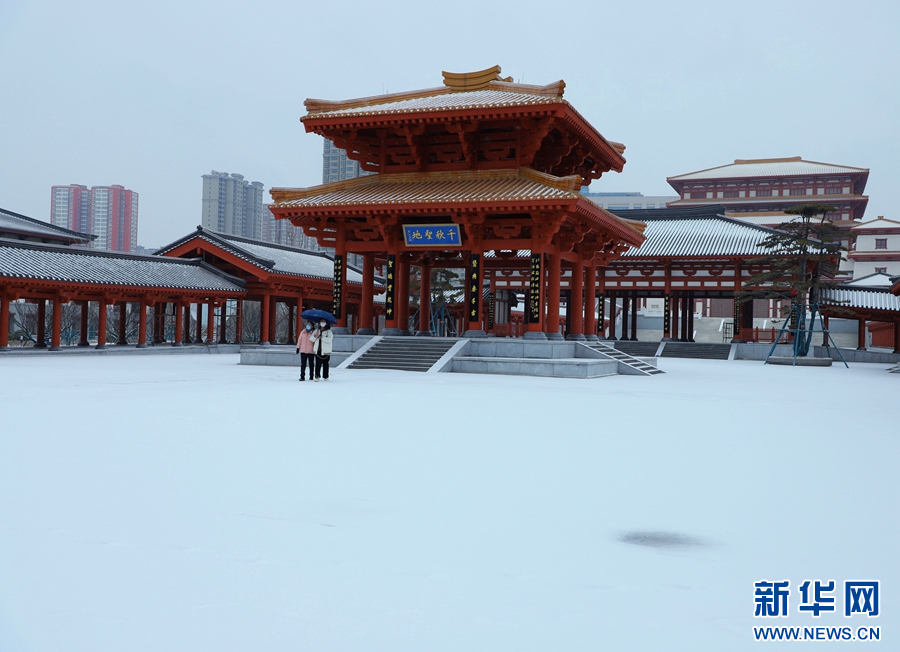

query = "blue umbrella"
[301, 309, 337, 324]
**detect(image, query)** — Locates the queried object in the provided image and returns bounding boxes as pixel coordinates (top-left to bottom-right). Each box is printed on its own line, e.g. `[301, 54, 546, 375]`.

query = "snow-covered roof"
[304, 88, 561, 120]
[851, 216, 900, 231]
[610, 206, 781, 258]
[303, 66, 567, 121]
[155, 227, 374, 285]
[668, 157, 869, 182]
[821, 286, 900, 312]
[0, 238, 245, 291]
[845, 272, 895, 287]
[0, 207, 94, 245]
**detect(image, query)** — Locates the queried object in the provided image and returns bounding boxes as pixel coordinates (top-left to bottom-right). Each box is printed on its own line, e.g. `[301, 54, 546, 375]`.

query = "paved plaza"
[0, 356, 897, 651]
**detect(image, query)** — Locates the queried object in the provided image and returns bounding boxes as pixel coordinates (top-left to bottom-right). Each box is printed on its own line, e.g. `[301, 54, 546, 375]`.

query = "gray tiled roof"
[0, 207, 93, 244]
[156, 227, 372, 284]
[821, 287, 900, 312]
[668, 158, 868, 181]
[0, 238, 244, 292]
[610, 206, 781, 258]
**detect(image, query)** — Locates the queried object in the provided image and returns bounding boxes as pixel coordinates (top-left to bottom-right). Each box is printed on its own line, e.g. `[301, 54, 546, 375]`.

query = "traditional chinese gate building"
[269, 66, 646, 340]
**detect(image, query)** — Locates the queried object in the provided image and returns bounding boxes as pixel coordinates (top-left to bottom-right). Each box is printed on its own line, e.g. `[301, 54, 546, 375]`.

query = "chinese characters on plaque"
[403, 224, 462, 247]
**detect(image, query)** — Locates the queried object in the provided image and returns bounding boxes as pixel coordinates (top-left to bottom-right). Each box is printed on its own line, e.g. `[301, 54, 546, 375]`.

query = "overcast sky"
[1, 0, 897, 246]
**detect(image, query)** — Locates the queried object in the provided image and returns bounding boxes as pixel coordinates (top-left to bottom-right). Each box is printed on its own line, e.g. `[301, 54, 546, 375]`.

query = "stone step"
[661, 343, 731, 360]
[587, 342, 664, 376]
[610, 341, 661, 357]
[348, 337, 457, 371]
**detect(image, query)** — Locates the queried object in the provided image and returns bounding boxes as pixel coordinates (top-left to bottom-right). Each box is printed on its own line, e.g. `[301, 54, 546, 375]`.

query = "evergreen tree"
[738, 203, 850, 355]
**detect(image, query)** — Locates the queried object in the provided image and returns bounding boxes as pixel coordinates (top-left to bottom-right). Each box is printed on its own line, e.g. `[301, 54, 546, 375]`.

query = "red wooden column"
[35, 300, 47, 348]
[546, 252, 563, 340]
[397, 257, 410, 334]
[207, 302, 215, 343]
[0, 292, 10, 351]
[856, 318, 866, 350]
[137, 300, 149, 348]
[358, 253, 375, 335]
[78, 301, 90, 346]
[97, 297, 108, 348]
[583, 261, 597, 341]
[416, 264, 432, 336]
[894, 321, 900, 354]
[173, 301, 184, 347]
[259, 295, 270, 345]
[235, 300, 243, 344]
[219, 301, 228, 344]
[567, 260, 585, 341]
[49, 296, 62, 351]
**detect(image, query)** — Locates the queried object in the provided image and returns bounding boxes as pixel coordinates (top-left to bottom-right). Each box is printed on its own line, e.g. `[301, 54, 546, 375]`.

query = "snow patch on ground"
[0, 355, 897, 651]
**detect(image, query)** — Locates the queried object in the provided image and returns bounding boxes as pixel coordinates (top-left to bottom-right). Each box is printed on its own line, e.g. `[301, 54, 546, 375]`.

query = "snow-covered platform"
[239, 336, 659, 379]
[1, 355, 896, 651]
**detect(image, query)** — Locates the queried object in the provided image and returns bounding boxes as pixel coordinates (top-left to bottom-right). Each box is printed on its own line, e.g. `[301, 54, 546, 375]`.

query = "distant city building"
[50, 184, 91, 234]
[50, 184, 138, 252]
[323, 140, 375, 184]
[260, 204, 323, 250]
[666, 157, 869, 224]
[580, 190, 678, 210]
[201, 171, 264, 240]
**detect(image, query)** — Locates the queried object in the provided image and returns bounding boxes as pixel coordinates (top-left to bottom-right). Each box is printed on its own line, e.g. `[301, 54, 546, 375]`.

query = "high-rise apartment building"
[50, 185, 91, 234]
[91, 185, 139, 252]
[201, 171, 264, 240]
[50, 184, 138, 252]
[323, 140, 375, 184]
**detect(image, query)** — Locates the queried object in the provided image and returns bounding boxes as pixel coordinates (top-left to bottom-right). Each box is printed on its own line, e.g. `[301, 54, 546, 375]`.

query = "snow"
[0, 355, 897, 651]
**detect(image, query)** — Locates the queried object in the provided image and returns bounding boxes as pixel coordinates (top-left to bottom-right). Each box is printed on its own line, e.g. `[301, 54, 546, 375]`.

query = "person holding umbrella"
[295, 320, 315, 381]
[302, 309, 336, 382]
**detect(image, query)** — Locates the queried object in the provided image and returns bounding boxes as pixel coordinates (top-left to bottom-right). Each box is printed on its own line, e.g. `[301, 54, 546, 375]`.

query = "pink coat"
[296, 329, 314, 353]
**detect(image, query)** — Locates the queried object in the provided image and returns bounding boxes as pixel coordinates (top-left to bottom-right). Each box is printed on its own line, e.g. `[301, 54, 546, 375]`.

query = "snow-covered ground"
[0, 355, 896, 651]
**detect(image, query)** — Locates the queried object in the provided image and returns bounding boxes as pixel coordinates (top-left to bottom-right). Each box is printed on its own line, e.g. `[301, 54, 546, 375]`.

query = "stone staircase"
[609, 340, 661, 357]
[660, 342, 732, 360]
[584, 342, 664, 375]
[348, 337, 459, 372]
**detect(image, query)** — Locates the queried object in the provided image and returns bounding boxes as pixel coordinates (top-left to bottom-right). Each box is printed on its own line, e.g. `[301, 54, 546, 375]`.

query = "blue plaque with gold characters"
[403, 224, 461, 247]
